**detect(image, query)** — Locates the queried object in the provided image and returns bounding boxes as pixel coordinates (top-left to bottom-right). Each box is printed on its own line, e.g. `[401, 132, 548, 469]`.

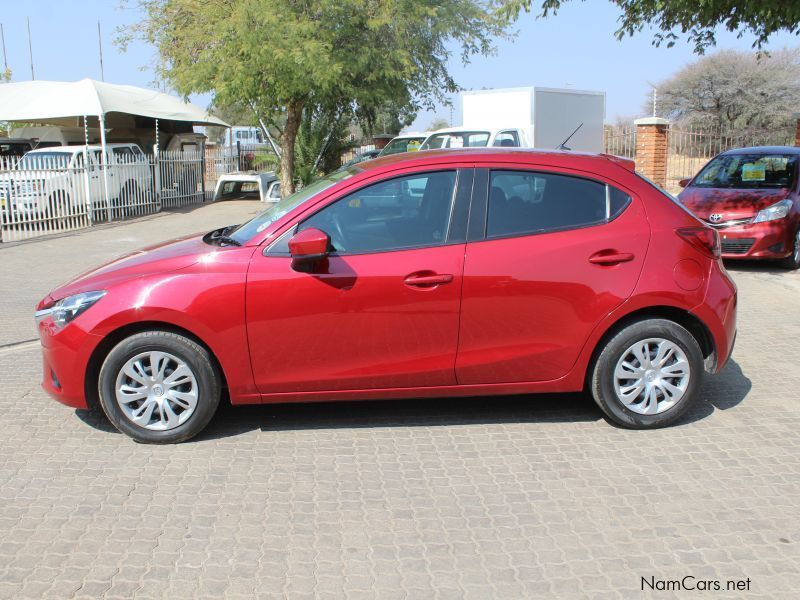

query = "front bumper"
[714, 220, 794, 259]
[38, 318, 103, 409]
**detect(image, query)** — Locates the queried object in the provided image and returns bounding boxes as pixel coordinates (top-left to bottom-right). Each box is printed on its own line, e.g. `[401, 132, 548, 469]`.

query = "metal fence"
[603, 125, 636, 159]
[0, 144, 281, 243]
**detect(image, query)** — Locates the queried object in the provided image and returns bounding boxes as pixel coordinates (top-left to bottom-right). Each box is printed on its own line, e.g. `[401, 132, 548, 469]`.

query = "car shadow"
[670, 358, 751, 426]
[196, 392, 602, 442]
[75, 359, 751, 440]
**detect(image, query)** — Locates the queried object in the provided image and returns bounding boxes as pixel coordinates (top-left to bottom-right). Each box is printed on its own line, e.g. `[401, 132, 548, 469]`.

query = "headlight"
[752, 199, 793, 223]
[35, 291, 106, 328]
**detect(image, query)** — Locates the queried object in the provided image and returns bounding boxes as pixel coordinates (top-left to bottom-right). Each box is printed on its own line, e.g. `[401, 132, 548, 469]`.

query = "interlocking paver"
[1, 203, 800, 598]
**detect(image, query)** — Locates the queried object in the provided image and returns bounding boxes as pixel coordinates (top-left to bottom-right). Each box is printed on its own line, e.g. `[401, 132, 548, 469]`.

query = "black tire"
[97, 331, 221, 443]
[590, 318, 704, 429]
[778, 228, 800, 270]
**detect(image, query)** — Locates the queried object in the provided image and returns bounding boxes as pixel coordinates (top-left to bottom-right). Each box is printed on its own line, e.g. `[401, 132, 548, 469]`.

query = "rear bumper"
[693, 260, 738, 373]
[38, 319, 102, 410]
[717, 220, 794, 259]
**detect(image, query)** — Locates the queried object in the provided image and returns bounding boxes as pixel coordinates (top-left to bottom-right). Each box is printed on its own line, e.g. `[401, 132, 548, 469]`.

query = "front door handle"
[404, 272, 454, 288]
[588, 251, 635, 265]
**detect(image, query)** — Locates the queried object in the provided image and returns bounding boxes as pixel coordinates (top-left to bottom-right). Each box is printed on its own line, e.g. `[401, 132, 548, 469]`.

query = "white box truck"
[459, 86, 606, 153]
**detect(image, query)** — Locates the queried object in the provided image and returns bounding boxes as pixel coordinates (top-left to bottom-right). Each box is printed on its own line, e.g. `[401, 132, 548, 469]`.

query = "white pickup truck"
[419, 126, 528, 150]
[2, 143, 153, 219]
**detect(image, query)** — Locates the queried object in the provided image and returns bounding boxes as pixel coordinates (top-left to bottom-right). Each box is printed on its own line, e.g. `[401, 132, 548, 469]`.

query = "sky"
[1, 0, 798, 132]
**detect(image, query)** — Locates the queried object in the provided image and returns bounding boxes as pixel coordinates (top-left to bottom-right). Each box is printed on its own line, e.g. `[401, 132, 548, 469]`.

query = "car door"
[456, 166, 649, 384]
[246, 168, 473, 395]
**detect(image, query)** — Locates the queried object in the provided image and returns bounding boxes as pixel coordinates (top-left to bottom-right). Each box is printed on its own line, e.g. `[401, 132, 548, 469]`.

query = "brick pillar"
[794, 116, 800, 147]
[634, 117, 670, 188]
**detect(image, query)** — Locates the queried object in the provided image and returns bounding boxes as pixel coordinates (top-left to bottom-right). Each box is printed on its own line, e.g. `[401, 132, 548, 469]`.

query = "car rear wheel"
[779, 228, 800, 270]
[98, 331, 221, 443]
[590, 318, 704, 429]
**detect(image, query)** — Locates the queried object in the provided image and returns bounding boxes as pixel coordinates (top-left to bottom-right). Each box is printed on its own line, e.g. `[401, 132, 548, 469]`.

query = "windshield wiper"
[215, 235, 242, 247]
[208, 225, 242, 247]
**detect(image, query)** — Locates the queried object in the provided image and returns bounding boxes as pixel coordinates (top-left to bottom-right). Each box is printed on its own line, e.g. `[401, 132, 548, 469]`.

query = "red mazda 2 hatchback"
[678, 146, 800, 269]
[35, 149, 737, 443]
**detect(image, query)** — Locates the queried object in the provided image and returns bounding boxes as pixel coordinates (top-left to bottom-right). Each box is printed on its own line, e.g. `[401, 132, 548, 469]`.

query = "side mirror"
[678, 178, 691, 188]
[289, 227, 330, 272]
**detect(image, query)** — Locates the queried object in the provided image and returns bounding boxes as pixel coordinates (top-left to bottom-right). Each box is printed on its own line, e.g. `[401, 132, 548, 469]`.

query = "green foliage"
[497, 1, 800, 53]
[295, 103, 355, 183]
[121, 0, 507, 193]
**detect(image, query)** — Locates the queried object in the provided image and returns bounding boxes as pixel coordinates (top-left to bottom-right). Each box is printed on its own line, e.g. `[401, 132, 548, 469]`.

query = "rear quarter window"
[487, 170, 631, 239]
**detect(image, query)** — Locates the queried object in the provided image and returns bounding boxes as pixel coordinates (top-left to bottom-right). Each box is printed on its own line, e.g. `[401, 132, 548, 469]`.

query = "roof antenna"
[556, 123, 583, 151]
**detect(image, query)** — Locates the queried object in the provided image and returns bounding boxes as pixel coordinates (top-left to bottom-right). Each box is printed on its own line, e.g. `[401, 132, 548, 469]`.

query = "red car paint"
[678, 147, 800, 261]
[37, 149, 737, 411]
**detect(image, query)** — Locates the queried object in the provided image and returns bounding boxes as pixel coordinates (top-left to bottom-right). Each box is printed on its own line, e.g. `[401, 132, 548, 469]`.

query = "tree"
[295, 102, 355, 182]
[497, 1, 800, 53]
[653, 48, 800, 138]
[427, 117, 450, 131]
[122, 0, 506, 194]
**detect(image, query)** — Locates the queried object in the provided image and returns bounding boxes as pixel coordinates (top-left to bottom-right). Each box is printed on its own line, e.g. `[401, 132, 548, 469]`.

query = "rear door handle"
[588, 251, 635, 265]
[404, 273, 454, 287]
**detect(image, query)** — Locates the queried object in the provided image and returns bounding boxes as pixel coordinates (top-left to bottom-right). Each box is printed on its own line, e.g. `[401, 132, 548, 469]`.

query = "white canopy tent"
[0, 79, 228, 210]
[0, 78, 227, 128]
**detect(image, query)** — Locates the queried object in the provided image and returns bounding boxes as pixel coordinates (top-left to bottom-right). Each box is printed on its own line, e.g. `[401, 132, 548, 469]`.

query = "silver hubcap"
[115, 351, 198, 431]
[613, 338, 690, 415]
[793, 230, 800, 263]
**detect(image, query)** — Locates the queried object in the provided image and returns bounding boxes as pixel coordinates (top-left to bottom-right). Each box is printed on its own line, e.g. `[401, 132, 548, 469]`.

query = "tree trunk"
[280, 99, 304, 195]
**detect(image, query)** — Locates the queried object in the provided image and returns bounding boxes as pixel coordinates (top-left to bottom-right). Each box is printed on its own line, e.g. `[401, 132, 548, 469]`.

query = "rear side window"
[487, 170, 631, 238]
[492, 131, 520, 147]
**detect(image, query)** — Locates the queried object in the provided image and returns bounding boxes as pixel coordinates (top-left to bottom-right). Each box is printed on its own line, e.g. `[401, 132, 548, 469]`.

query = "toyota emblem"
[709, 213, 723, 223]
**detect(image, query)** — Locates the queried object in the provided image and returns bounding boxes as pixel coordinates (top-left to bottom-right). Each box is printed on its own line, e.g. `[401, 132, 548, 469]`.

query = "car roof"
[353, 147, 635, 173]
[721, 145, 800, 156]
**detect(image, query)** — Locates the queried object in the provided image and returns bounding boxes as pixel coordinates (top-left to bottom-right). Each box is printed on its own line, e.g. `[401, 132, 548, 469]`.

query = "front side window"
[487, 170, 630, 238]
[228, 167, 358, 244]
[299, 171, 457, 254]
[693, 153, 798, 189]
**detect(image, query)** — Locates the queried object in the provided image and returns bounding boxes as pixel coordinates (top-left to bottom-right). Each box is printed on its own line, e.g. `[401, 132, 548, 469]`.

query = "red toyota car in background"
[35, 149, 737, 443]
[678, 146, 800, 269]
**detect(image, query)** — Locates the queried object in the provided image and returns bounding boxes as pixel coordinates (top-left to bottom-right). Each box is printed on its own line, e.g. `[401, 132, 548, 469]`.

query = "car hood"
[678, 187, 792, 220]
[45, 232, 211, 302]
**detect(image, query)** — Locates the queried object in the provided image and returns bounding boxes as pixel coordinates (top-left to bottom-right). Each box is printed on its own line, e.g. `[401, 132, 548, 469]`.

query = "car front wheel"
[590, 318, 704, 429]
[779, 228, 800, 270]
[98, 331, 221, 443]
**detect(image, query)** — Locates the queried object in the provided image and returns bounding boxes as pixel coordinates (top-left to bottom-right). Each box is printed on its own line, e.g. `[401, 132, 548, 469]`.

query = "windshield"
[227, 167, 358, 243]
[17, 152, 74, 169]
[420, 131, 490, 150]
[693, 153, 798, 189]
[379, 137, 425, 156]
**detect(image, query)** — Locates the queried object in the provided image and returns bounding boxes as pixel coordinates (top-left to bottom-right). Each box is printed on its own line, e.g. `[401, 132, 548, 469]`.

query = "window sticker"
[449, 136, 464, 148]
[741, 162, 766, 181]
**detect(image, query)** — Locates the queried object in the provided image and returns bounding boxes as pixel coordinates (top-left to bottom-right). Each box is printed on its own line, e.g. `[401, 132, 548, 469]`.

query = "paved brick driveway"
[1, 203, 798, 598]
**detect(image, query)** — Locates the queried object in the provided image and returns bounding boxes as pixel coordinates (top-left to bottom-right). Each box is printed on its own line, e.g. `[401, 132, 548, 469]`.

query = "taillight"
[676, 227, 721, 259]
